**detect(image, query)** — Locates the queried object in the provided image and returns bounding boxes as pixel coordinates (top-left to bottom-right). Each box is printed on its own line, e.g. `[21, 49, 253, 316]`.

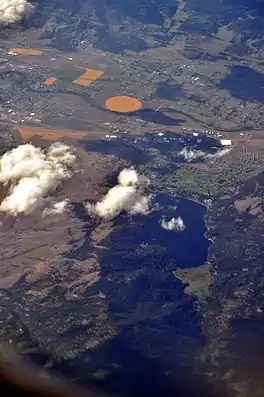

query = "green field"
[173, 263, 212, 301]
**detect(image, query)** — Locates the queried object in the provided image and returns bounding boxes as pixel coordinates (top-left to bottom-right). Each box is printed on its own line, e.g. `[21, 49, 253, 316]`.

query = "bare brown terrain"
[0, 139, 119, 361]
[234, 197, 263, 216]
[240, 136, 264, 155]
[0, 146, 122, 290]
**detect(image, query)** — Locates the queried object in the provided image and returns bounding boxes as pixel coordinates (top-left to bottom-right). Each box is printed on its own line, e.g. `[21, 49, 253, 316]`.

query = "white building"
[220, 139, 232, 146]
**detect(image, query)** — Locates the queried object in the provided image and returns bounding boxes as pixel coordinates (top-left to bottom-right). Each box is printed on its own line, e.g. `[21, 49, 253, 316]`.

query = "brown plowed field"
[105, 96, 142, 113]
[73, 68, 104, 86]
[44, 77, 57, 85]
[73, 78, 94, 87]
[10, 48, 42, 56]
[17, 125, 88, 141]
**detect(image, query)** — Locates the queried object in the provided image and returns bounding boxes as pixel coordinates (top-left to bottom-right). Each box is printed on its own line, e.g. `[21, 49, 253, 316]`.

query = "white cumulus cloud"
[0, 0, 34, 24]
[118, 167, 139, 186]
[42, 199, 70, 216]
[160, 216, 185, 231]
[178, 147, 206, 162]
[205, 148, 231, 161]
[178, 147, 231, 163]
[0, 142, 76, 216]
[87, 167, 151, 220]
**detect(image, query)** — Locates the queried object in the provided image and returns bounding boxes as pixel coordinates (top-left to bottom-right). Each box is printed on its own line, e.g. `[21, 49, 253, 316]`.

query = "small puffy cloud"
[42, 199, 70, 216]
[93, 185, 137, 219]
[0, 142, 76, 216]
[205, 148, 231, 161]
[0, 0, 34, 24]
[87, 167, 151, 220]
[130, 195, 150, 215]
[178, 147, 206, 162]
[178, 146, 231, 163]
[160, 216, 185, 231]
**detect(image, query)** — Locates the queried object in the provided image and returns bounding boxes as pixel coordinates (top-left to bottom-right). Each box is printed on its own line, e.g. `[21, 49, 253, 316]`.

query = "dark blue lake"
[88, 193, 210, 396]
